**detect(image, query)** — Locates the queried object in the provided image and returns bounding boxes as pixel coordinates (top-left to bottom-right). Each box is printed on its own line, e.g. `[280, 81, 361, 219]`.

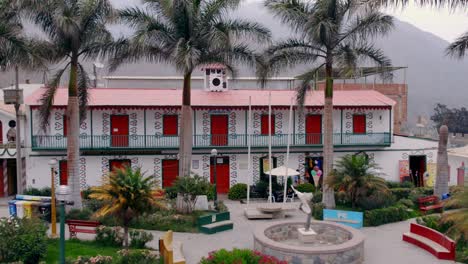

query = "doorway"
[111, 115, 129, 147]
[7, 159, 17, 195]
[162, 159, 179, 188]
[210, 156, 230, 193]
[306, 115, 322, 144]
[409, 155, 426, 187]
[211, 115, 228, 146]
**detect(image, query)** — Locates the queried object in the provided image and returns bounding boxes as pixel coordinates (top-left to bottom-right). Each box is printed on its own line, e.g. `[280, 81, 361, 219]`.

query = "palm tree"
[326, 153, 389, 208]
[262, 0, 393, 208]
[89, 166, 165, 248]
[447, 32, 468, 58]
[22, 0, 115, 208]
[441, 187, 468, 238]
[110, 0, 271, 177]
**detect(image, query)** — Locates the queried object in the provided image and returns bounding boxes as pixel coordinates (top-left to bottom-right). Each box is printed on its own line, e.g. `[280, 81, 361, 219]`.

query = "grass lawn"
[46, 239, 120, 263]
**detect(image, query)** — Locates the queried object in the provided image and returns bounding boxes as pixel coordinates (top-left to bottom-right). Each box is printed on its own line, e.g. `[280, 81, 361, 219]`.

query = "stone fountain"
[253, 187, 365, 264]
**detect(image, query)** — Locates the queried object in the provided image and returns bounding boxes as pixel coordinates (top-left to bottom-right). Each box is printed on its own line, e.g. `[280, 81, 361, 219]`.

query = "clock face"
[212, 77, 221, 87]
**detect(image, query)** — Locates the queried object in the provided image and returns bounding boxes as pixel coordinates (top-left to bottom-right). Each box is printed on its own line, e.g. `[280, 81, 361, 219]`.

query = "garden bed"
[46, 239, 120, 263]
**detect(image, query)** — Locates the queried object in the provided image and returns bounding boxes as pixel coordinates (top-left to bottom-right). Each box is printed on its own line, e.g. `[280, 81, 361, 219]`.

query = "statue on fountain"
[291, 186, 317, 241]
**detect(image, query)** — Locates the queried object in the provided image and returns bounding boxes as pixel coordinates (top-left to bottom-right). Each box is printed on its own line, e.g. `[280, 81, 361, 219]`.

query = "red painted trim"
[30, 105, 391, 110]
[402, 223, 455, 260]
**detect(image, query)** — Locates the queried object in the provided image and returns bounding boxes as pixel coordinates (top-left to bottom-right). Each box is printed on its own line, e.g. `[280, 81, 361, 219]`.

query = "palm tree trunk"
[123, 225, 129, 248]
[67, 56, 82, 209]
[322, 57, 336, 209]
[178, 71, 193, 178]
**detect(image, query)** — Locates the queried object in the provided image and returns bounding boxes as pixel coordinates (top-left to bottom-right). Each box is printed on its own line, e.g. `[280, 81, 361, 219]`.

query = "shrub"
[312, 203, 325, 220]
[295, 183, 315, 193]
[24, 187, 51, 196]
[390, 188, 412, 200]
[312, 191, 322, 204]
[386, 181, 414, 189]
[95, 226, 124, 247]
[397, 198, 415, 209]
[83, 198, 107, 212]
[200, 248, 287, 264]
[128, 210, 198, 232]
[253, 181, 269, 198]
[66, 208, 93, 220]
[164, 186, 178, 199]
[71, 255, 113, 264]
[173, 174, 213, 214]
[416, 215, 453, 233]
[364, 206, 409, 226]
[0, 217, 48, 264]
[117, 249, 159, 264]
[129, 230, 153, 249]
[334, 191, 351, 206]
[228, 183, 247, 200]
[358, 192, 396, 210]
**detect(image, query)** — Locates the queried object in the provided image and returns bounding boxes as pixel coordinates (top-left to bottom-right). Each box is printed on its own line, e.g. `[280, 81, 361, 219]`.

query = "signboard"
[323, 209, 363, 229]
[3, 89, 23, 104]
[425, 163, 437, 187]
[399, 160, 410, 183]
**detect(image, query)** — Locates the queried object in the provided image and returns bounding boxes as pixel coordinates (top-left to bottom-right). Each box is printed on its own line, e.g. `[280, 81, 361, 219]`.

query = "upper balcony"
[31, 132, 391, 151]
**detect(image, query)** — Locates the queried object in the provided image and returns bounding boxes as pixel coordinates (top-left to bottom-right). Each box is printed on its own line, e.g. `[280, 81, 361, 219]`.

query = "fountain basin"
[253, 220, 364, 264]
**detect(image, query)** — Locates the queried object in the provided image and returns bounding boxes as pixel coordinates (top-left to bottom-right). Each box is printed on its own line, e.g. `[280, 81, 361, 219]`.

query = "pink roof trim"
[25, 88, 396, 107]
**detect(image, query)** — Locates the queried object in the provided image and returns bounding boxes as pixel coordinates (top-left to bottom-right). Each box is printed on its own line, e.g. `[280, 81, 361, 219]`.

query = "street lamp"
[48, 158, 58, 238]
[56, 185, 72, 264]
[211, 149, 218, 210]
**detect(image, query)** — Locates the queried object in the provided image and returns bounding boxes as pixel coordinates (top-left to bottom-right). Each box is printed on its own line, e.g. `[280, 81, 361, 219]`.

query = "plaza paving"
[0, 197, 458, 264]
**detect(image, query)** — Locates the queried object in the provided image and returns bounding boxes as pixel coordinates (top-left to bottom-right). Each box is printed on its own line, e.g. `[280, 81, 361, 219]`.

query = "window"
[261, 114, 275, 135]
[163, 115, 178, 135]
[353, 114, 366, 134]
[63, 115, 67, 137]
[109, 159, 131, 172]
[59, 160, 68, 185]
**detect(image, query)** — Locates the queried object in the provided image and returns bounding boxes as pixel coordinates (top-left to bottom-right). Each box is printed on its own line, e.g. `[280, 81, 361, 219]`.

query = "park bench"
[159, 230, 186, 264]
[197, 211, 233, 234]
[418, 195, 443, 214]
[403, 223, 455, 260]
[66, 219, 100, 239]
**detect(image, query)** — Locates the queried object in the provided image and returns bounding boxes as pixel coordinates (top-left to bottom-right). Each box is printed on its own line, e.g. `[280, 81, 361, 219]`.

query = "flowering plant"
[200, 248, 287, 264]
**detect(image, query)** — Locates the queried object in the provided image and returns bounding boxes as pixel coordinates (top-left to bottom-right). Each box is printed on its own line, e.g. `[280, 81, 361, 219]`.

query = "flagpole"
[268, 92, 273, 203]
[283, 97, 294, 203]
[247, 96, 252, 205]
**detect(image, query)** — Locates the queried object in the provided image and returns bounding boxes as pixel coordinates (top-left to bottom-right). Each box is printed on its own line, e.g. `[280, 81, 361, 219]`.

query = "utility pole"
[14, 66, 23, 194]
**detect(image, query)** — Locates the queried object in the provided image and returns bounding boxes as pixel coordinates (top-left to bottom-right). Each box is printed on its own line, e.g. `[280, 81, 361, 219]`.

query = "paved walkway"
[0, 197, 459, 264]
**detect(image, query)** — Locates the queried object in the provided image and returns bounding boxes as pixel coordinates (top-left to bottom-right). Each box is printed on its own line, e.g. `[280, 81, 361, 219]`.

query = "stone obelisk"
[434, 125, 449, 198]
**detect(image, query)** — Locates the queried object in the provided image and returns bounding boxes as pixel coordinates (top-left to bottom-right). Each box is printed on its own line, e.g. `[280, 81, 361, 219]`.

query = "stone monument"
[434, 125, 449, 198]
[291, 186, 317, 243]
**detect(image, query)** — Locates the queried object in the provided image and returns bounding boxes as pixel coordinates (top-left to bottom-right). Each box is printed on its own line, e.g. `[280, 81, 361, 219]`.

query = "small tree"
[327, 153, 389, 208]
[89, 166, 164, 248]
[172, 174, 212, 214]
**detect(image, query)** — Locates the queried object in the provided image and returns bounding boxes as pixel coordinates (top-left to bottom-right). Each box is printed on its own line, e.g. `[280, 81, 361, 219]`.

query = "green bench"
[197, 211, 233, 234]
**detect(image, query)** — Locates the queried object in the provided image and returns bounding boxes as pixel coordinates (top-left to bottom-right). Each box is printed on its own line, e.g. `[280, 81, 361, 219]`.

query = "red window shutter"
[353, 115, 366, 134]
[59, 160, 68, 185]
[163, 115, 178, 135]
[63, 115, 67, 137]
[261, 115, 275, 135]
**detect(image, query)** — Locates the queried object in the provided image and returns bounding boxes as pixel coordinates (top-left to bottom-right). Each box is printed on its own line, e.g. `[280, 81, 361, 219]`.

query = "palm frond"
[201, 0, 241, 23]
[446, 31, 468, 58]
[214, 19, 272, 43]
[264, 0, 312, 32]
[295, 64, 325, 109]
[352, 44, 393, 80]
[339, 11, 394, 45]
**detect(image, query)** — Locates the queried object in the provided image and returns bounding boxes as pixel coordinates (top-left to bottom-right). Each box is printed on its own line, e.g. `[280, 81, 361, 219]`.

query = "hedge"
[228, 183, 247, 200]
[364, 205, 410, 226]
[295, 183, 315, 193]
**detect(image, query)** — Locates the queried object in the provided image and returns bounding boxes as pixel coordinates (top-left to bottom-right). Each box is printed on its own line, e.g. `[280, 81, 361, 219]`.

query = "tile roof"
[25, 88, 396, 108]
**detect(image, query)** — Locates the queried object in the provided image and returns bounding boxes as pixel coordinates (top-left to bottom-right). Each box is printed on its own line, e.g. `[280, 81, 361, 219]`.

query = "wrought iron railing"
[31, 132, 391, 150]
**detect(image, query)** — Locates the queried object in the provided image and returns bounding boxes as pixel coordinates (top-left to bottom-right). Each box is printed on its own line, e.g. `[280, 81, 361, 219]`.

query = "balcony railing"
[31, 133, 391, 150]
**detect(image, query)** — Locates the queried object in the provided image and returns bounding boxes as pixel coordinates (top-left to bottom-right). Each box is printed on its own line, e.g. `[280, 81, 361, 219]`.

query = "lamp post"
[48, 158, 58, 238]
[211, 149, 218, 210]
[56, 185, 71, 264]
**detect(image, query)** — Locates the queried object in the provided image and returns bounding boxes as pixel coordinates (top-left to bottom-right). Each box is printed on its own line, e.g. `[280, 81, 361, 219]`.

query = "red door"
[162, 160, 179, 187]
[211, 115, 228, 146]
[111, 115, 129, 147]
[353, 115, 366, 134]
[109, 159, 131, 172]
[261, 115, 275, 135]
[210, 157, 230, 193]
[59, 160, 68, 185]
[306, 115, 322, 144]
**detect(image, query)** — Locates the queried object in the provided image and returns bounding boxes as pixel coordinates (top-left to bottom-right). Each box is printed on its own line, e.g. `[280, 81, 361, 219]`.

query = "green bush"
[364, 206, 409, 226]
[312, 203, 325, 220]
[386, 181, 414, 189]
[173, 174, 213, 214]
[117, 249, 159, 264]
[83, 198, 107, 212]
[95, 226, 124, 247]
[357, 192, 396, 210]
[397, 198, 415, 209]
[228, 183, 247, 200]
[312, 191, 322, 203]
[0, 217, 48, 264]
[390, 188, 412, 200]
[207, 184, 216, 201]
[128, 210, 199, 232]
[253, 181, 269, 198]
[335, 191, 351, 206]
[416, 215, 453, 234]
[66, 208, 93, 220]
[129, 230, 153, 249]
[164, 186, 178, 199]
[296, 183, 315, 193]
[24, 187, 51, 196]
[200, 248, 287, 264]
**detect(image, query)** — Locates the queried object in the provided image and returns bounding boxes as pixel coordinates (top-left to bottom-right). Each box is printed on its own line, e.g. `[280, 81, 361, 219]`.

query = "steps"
[197, 211, 234, 234]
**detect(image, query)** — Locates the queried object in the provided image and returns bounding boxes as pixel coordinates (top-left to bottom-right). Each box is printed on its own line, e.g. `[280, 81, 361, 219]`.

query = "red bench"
[418, 195, 443, 214]
[66, 219, 100, 239]
[403, 223, 455, 260]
